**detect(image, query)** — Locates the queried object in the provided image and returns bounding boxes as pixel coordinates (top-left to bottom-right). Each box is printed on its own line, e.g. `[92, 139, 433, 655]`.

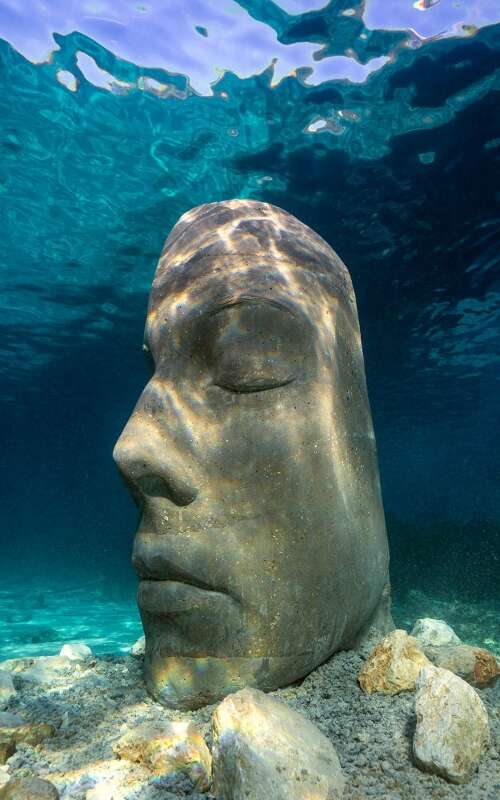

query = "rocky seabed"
[0, 620, 498, 800]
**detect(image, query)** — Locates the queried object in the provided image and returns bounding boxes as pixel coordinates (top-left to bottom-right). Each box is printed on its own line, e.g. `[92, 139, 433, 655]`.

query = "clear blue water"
[0, 1, 499, 659]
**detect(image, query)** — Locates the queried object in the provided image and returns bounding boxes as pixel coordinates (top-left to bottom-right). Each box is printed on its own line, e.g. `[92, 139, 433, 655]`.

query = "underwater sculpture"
[113, 200, 391, 709]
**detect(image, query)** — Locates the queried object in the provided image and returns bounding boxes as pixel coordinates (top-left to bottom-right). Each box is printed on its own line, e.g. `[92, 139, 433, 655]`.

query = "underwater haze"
[0, 0, 499, 659]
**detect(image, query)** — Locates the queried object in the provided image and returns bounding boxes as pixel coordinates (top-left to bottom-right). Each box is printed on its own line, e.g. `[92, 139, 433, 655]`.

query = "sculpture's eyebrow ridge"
[143, 294, 307, 359]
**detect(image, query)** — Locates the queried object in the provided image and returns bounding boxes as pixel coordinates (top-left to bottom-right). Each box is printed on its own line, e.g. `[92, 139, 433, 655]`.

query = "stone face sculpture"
[113, 199, 391, 709]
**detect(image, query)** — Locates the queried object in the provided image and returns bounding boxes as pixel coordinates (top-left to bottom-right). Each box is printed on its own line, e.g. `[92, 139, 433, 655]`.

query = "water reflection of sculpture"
[113, 200, 392, 709]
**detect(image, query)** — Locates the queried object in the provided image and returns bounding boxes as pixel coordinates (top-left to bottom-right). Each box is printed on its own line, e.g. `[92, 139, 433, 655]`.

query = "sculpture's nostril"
[137, 474, 165, 496]
[136, 472, 197, 507]
[113, 439, 197, 507]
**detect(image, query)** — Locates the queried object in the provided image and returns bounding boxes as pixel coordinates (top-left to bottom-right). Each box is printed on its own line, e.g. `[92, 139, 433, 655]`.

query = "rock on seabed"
[212, 687, 345, 800]
[59, 643, 93, 661]
[413, 665, 490, 784]
[0, 674, 15, 711]
[358, 629, 431, 694]
[130, 635, 145, 657]
[424, 644, 499, 687]
[411, 618, 461, 647]
[0, 715, 54, 766]
[0, 777, 59, 799]
[1, 657, 71, 686]
[113, 719, 211, 791]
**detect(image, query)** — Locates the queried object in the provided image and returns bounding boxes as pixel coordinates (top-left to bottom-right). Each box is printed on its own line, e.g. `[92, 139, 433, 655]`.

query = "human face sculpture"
[113, 200, 390, 709]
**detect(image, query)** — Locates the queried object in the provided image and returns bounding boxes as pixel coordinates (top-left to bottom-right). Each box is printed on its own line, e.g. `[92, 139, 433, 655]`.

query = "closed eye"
[214, 375, 295, 394]
[212, 352, 296, 394]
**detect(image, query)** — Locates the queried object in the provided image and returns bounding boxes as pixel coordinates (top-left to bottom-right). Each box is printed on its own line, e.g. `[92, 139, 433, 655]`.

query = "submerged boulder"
[130, 636, 145, 658]
[358, 629, 430, 695]
[4, 657, 70, 686]
[0, 674, 16, 711]
[0, 713, 23, 765]
[424, 644, 499, 687]
[59, 643, 93, 661]
[0, 777, 59, 799]
[0, 734, 15, 765]
[212, 687, 345, 800]
[0, 717, 55, 765]
[411, 618, 461, 648]
[413, 665, 490, 784]
[10, 722, 55, 747]
[113, 719, 211, 791]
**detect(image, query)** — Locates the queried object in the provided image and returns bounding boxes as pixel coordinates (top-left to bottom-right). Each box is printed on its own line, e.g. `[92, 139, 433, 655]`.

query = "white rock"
[130, 636, 145, 657]
[0, 672, 16, 710]
[0, 769, 9, 790]
[60, 643, 93, 661]
[411, 618, 461, 648]
[113, 719, 211, 791]
[85, 782, 123, 800]
[15, 657, 70, 685]
[413, 665, 490, 784]
[212, 687, 345, 800]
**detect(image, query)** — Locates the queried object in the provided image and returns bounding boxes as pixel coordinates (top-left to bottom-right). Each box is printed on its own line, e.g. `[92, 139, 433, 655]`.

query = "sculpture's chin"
[140, 597, 328, 709]
[139, 581, 394, 709]
[143, 649, 323, 710]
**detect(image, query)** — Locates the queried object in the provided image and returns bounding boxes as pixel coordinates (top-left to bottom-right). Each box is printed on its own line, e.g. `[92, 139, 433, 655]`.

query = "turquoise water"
[0, 2, 499, 659]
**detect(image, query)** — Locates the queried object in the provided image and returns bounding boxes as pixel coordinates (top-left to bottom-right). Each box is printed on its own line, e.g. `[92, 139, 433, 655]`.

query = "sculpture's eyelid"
[213, 352, 297, 393]
[214, 375, 295, 394]
[208, 297, 299, 319]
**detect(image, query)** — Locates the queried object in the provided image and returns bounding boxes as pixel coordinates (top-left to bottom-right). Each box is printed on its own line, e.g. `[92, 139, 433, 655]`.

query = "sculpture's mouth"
[138, 572, 221, 593]
[133, 550, 223, 595]
[137, 579, 233, 615]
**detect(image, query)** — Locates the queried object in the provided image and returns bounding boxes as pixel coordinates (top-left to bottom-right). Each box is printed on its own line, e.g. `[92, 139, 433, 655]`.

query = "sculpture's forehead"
[157, 200, 337, 273]
[148, 200, 355, 322]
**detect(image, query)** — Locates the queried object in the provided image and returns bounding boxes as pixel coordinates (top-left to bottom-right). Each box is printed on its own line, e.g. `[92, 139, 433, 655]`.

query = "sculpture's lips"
[138, 579, 231, 615]
[133, 550, 223, 595]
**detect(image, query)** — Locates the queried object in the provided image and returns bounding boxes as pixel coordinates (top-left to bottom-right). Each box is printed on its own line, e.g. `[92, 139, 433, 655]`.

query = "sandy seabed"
[0, 574, 498, 798]
[1, 645, 498, 800]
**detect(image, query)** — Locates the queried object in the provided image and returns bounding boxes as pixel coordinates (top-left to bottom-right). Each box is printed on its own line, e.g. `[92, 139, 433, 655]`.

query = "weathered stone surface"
[0, 674, 15, 711]
[85, 782, 124, 800]
[0, 720, 55, 764]
[113, 720, 211, 790]
[59, 643, 93, 661]
[11, 723, 55, 747]
[0, 777, 59, 799]
[113, 200, 392, 709]
[0, 716, 23, 765]
[212, 687, 345, 800]
[413, 665, 490, 784]
[130, 636, 145, 658]
[358, 629, 431, 695]
[0, 733, 15, 765]
[7, 657, 70, 686]
[424, 644, 499, 687]
[411, 618, 461, 648]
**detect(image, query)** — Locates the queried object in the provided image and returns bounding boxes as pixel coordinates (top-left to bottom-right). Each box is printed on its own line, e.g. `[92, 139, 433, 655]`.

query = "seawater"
[0, 2, 499, 660]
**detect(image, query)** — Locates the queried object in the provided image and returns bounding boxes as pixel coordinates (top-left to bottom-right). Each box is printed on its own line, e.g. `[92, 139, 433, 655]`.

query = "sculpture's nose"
[113, 396, 198, 508]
